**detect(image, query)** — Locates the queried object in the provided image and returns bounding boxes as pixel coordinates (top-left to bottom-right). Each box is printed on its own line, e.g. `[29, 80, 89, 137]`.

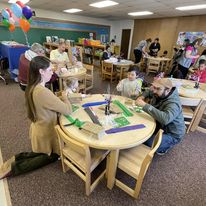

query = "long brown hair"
[25, 56, 50, 122]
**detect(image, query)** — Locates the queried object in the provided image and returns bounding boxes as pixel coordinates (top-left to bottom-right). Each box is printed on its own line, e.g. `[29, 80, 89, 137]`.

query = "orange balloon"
[19, 18, 30, 32]
[9, 24, 15, 32]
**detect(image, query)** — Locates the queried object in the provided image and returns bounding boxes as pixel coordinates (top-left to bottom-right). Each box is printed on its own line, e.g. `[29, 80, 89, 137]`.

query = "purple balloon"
[22, 6, 32, 20]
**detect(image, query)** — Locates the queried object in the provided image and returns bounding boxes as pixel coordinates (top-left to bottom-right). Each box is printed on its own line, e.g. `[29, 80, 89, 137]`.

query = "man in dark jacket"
[149, 38, 161, 57]
[136, 78, 185, 154]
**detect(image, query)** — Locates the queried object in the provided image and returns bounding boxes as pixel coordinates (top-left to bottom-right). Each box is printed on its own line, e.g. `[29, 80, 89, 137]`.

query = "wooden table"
[58, 67, 87, 91]
[146, 56, 171, 72]
[104, 59, 134, 80]
[170, 78, 206, 100]
[59, 94, 156, 189]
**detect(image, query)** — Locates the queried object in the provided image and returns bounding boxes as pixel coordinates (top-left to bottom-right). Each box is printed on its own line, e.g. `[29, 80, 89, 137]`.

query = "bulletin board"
[177, 32, 206, 46]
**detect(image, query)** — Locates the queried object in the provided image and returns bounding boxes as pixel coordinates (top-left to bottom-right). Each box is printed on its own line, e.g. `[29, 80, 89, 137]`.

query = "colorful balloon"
[1, 9, 10, 20]
[16, 1, 25, 8]
[9, 24, 15, 32]
[13, 15, 20, 23]
[2, 18, 10, 27]
[28, 18, 32, 24]
[22, 6, 32, 20]
[19, 18, 30, 33]
[11, 3, 22, 18]
[9, 17, 15, 25]
[5, 8, 12, 17]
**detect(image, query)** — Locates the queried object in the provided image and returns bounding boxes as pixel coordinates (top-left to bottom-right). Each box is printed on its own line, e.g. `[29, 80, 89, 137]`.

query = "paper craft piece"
[82, 101, 108, 108]
[98, 103, 123, 114]
[64, 115, 85, 128]
[72, 105, 79, 112]
[84, 107, 102, 125]
[68, 93, 82, 104]
[105, 124, 145, 134]
[124, 99, 133, 105]
[113, 116, 130, 127]
[80, 121, 105, 139]
[113, 100, 133, 117]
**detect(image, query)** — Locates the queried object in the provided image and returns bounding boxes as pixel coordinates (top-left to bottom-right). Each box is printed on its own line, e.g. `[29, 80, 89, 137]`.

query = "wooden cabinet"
[76, 43, 106, 65]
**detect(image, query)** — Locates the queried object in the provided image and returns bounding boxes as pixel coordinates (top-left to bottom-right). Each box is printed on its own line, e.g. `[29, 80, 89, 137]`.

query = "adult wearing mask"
[149, 38, 161, 57]
[0, 56, 72, 179]
[18, 43, 45, 91]
[133, 38, 152, 63]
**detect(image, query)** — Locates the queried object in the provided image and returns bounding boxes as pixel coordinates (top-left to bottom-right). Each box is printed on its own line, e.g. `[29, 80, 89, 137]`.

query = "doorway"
[120, 29, 131, 59]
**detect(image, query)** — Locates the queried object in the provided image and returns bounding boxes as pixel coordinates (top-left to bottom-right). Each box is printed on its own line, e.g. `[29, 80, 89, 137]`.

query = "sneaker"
[156, 150, 169, 155]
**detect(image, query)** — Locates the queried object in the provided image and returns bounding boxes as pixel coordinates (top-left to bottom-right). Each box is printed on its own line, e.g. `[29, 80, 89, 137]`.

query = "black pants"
[178, 64, 189, 79]
[134, 49, 142, 63]
[11, 152, 59, 176]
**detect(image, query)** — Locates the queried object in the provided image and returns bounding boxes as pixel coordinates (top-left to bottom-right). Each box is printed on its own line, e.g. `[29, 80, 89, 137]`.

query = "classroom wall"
[110, 20, 134, 58]
[0, 2, 110, 44]
[130, 15, 206, 60]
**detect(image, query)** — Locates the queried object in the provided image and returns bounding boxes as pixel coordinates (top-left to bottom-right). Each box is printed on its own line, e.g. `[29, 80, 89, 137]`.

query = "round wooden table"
[58, 67, 86, 91]
[59, 94, 156, 189]
[105, 59, 134, 80]
[170, 78, 206, 100]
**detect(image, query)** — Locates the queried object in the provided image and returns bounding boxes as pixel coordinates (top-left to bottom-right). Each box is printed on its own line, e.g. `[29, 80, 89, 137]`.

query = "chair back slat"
[55, 125, 89, 156]
[180, 96, 202, 106]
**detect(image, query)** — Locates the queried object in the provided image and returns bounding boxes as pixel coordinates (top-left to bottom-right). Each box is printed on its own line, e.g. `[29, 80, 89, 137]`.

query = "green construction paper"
[114, 116, 130, 127]
[72, 104, 79, 112]
[64, 115, 85, 128]
[135, 106, 143, 113]
[113, 100, 133, 117]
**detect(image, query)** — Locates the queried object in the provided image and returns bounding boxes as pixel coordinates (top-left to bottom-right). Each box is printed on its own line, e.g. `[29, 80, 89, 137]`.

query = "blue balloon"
[22, 6, 32, 20]
[11, 3, 22, 18]
[2, 9, 10, 20]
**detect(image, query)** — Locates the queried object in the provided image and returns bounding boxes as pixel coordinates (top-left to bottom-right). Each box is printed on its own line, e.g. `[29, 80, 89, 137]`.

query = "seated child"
[188, 59, 206, 83]
[63, 77, 79, 94]
[116, 65, 142, 98]
[160, 50, 168, 58]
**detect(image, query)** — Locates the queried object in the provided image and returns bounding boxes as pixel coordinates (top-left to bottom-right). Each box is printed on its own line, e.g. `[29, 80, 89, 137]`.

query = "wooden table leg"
[59, 77, 63, 91]
[107, 149, 119, 190]
[120, 67, 123, 80]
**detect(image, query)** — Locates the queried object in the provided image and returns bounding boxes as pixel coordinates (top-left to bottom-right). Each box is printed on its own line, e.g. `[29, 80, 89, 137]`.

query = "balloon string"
[23, 31, 29, 46]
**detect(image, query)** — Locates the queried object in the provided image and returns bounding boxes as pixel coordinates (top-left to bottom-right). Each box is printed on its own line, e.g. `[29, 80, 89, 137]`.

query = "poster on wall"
[177, 32, 206, 46]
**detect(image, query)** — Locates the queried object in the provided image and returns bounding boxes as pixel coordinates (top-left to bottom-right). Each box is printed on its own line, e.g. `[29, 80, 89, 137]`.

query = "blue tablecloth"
[0, 43, 29, 79]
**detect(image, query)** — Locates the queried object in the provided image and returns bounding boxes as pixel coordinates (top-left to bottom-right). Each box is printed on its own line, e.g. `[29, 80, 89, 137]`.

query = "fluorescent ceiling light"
[90, 0, 119, 8]
[63, 8, 82, 13]
[176, 4, 206, 11]
[128, 11, 153, 16]
[8, 0, 30, 3]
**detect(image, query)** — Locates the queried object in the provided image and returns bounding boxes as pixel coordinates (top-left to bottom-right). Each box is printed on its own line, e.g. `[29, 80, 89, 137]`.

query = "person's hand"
[135, 98, 146, 107]
[194, 55, 200, 59]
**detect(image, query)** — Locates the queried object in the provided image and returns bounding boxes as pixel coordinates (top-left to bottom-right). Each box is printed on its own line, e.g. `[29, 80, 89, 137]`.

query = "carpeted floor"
[0, 70, 206, 206]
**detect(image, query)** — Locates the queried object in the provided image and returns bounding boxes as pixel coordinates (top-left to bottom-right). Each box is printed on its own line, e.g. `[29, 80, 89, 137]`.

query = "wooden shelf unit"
[76, 43, 106, 65]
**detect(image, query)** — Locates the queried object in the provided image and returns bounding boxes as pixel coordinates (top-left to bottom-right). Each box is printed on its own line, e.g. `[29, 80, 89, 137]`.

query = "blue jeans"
[144, 133, 180, 153]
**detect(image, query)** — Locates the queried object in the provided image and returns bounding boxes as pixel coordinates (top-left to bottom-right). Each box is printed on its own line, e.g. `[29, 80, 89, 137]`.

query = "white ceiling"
[2, 0, 206, 20]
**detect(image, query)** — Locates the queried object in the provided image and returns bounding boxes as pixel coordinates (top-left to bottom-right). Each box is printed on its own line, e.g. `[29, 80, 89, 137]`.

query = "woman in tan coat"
[0, 56, 72, 179]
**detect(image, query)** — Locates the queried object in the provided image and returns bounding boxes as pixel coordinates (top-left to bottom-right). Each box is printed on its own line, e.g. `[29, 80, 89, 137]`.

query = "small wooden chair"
[102, 61, 116, 83]
[83, 64, 94, 91]
[55, 125, 109, 196]
[146, 59, 161, 75]
[76, 74, 86, 94]
[190, 100, 206, 133]
[114, 129, 163, 199]
[180, 96, 203, 133]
